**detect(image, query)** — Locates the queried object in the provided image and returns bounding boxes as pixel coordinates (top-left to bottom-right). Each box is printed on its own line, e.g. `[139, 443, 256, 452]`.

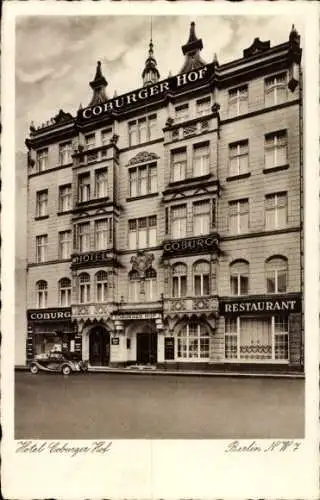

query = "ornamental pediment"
[128, 151, 159, 166]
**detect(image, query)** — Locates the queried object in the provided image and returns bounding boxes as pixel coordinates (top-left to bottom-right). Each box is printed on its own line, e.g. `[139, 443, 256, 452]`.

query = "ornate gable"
[128, 151, 159, 166]
[243, 38, 270, 58]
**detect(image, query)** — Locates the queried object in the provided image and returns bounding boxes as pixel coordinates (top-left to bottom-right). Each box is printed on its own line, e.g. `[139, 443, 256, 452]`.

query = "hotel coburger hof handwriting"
[21, 22, 303, 373]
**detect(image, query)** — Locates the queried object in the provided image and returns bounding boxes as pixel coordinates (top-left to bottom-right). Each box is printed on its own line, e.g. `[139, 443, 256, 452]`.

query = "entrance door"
[89, 327, 110, 366]
[137, 332, 157, 364]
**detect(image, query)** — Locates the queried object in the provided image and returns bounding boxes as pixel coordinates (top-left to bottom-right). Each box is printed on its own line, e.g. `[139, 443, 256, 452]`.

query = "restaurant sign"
[28, 308, 71, 321]
[220, 296, 301, 316]
[80, 66, 210, 121]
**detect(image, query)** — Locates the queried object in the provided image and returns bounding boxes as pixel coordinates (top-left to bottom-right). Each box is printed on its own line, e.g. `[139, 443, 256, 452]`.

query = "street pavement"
[15, 372, 304, 439]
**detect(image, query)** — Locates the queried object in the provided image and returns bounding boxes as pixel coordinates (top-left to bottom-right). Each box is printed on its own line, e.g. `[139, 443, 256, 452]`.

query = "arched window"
[145, 268, 157, 301]
[36, 280, 48, 308]
[193, 260, 210, 296]
[95, 270, 108, 303]
[59, 277, 71, 307]
[172, 263, 187, 297]
[79, 273, 90, 303]
[230, 260, 249, 296]
[129, 270, 140, 302]
[177, 322, 209, 360]
[266, 256, 288, 293]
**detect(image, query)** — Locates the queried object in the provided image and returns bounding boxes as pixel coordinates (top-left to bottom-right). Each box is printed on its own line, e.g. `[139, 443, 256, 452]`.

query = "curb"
[15, 365, 305, 379]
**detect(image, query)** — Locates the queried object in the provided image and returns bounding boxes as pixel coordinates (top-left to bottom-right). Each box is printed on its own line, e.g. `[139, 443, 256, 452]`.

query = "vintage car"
[29, 350, 88, 375]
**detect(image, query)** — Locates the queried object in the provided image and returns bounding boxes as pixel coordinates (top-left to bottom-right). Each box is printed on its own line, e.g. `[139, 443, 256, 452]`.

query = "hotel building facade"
[23, 23, 303, 372]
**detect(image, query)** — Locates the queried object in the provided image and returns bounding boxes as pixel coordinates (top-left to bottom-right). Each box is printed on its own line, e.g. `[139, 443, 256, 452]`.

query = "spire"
[289, 24, 300, 46]
[89, 61, 108, 106]
[142, 18, 160, 87]
[180, 22, 207, 74]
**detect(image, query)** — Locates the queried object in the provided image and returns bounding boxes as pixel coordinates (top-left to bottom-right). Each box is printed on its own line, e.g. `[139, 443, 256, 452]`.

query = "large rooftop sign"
[79, 66, 210, 120]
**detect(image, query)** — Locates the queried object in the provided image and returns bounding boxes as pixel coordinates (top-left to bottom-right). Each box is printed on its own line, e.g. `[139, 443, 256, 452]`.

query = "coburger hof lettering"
[28, 309, 71, 321]
[220, 297, 301, 316]
[163, 235, 218, 254]
[80, 67, 208, 120]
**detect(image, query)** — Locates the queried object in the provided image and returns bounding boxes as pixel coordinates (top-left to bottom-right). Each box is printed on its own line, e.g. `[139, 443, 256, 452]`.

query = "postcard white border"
[2, 1, 319, 499]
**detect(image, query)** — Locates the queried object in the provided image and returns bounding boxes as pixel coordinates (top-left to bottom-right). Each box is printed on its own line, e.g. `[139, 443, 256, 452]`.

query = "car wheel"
[62, 364, 71, 376]
[30, 363, 39, 374]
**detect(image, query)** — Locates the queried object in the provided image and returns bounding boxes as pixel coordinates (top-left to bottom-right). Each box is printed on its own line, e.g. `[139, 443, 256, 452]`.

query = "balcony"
[163, 295, 219, 318]
[163, 109, 220, 145]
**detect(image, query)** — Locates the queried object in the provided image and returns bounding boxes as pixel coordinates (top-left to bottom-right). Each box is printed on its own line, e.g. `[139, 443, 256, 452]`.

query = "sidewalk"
[15, 364, 305, 379]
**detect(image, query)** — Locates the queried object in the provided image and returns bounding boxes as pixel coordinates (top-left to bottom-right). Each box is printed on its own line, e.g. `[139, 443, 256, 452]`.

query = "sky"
[15, 14, 304, 152]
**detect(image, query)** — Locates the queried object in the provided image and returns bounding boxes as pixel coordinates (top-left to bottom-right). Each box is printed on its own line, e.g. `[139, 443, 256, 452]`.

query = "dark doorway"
[137, 332, 157, 364]
[89, 327, 110, 366]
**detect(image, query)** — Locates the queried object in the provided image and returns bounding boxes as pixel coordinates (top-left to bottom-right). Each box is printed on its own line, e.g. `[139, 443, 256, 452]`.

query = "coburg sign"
[28, 308, 71, 321]
[163, 234, 219, 256]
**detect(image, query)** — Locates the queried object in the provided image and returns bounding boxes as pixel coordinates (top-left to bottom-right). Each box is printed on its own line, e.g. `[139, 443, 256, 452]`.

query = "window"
[145, 268, 157, 301]
[193, 200, 210, 236]
[85, 133, 95, 149]
[95, 270, 108, 302]
[79, 273, 90, 303]
[129, 163, 157, 197]
[229, 140, 249, 177]
[36, 234, 48, 263]
[229, 199, 249, 234]
[224, 316, 289, 361]
[78, 222, 91, 252]
[266, 256, 288, 293]
[175, 104, 189, 123]
[95, 219, 110, 250]
[228, 86, 248, 116]
[59, 278, 71, 307]
[36, 280, 48, 308]
[193, 260, 210, 296]
[128, 216, 157, 249]
[265, 192, 287, 229]
[128, 114, 157, 146]
[230, 260, 249, 296]
[59, 142, 72, 165]
[172, 263, 187, 298]
[129, 270, 140, 301]
[59, 184, 72, 212]
[265, 131, 288, 169]
[36, 190, 48, 217]
[177, 323, 209, 360]
[59, 230, 71, 260]
[78, 173, 90, 202]
[101, 128, 112, 145]
[196, 97, 211, 117]
[36, 148, 48, 172]
[171, 149, 187, 182]
[193, 143, 209, 176]
[95, 168, 108, 198]
[274, 316, 289, 360]
[171, 204, 187, 239]
[265, 73, 287, 106]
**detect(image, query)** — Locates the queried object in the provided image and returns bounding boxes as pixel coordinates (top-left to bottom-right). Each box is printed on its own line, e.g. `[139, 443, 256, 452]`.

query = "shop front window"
[177, 323, 209, 360]
[224, 316, 289, 362]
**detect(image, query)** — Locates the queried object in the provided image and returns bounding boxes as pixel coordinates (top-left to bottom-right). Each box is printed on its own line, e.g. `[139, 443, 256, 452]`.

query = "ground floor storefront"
[25, 294, 303, 372]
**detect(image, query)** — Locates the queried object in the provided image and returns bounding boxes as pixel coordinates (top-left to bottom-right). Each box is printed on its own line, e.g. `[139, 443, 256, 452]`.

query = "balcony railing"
[163, 295, 219, 316]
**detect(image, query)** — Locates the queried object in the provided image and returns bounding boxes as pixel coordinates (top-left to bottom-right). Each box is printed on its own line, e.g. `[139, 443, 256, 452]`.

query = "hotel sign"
[80, 66, 210, 120]
[115, 312, 162, 321]
[163, 234, 219, 256]
[28, 308, 71, 321]
[220, 296, 301, 316]
[72, 251, 113, 266]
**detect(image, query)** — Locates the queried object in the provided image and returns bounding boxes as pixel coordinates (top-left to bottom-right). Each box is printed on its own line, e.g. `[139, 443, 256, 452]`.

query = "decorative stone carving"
[243, 37, 270, 58]
[128, 151, 159, 166]
[53, 109, 73, 125]
[110, 134, 119, 145]
[130, 251, 154, 278]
